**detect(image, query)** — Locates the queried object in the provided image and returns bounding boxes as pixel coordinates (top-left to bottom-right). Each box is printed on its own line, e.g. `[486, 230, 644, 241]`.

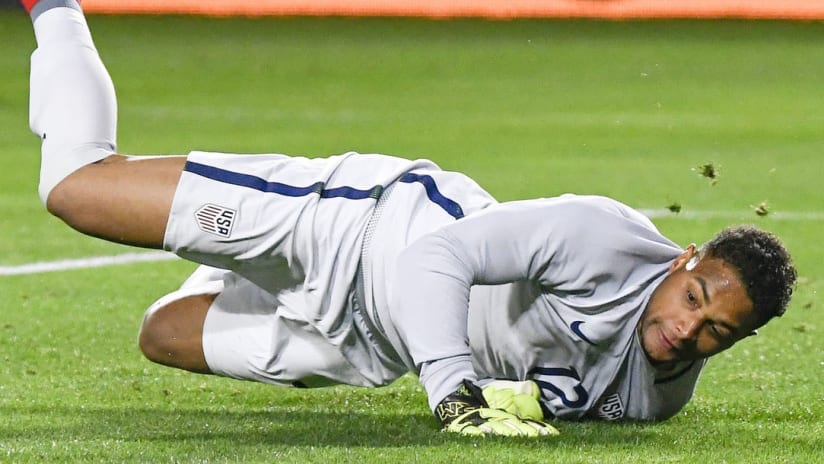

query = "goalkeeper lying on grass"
[21, 0, 797, 437]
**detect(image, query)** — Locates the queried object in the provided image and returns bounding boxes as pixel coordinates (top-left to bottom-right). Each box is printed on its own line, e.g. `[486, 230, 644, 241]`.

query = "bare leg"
[139, 293, 215, 374]
[47, 155, 185, 248]
[28, 3, 213, 370]
[28, 3, 185, 248]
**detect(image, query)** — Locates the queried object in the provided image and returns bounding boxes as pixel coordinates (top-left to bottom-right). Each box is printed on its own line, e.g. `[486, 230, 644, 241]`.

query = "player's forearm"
[390, 231, 479, 409]
[389, 210, 555, 411]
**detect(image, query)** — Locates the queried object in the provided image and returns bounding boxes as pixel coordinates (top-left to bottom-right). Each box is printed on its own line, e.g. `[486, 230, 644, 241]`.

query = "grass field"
[1, 11, 823, 463]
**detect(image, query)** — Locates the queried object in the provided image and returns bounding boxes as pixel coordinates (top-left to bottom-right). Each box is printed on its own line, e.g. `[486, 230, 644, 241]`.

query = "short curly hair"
[700, 225, 797, 328]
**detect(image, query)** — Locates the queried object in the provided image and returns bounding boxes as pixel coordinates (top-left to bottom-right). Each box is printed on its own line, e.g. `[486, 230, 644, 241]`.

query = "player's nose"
[674, 312, 702, 341]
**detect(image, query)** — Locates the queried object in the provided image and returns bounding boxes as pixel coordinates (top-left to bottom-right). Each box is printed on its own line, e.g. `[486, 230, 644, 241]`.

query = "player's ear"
[669, 243, 697, 273]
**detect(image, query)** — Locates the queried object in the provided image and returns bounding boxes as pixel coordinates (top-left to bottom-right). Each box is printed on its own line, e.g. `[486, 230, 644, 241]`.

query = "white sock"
[29, 4, 117, 204]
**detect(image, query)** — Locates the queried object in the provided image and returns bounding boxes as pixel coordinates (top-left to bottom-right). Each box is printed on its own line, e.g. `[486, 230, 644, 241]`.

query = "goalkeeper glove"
[434, 380, 559, 437]
[480, 379, 545, 422]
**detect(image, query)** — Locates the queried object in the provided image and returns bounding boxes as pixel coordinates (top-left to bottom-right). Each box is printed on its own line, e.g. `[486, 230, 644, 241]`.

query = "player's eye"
[708, 322, 727, 338]
[686, 290, 697, 306]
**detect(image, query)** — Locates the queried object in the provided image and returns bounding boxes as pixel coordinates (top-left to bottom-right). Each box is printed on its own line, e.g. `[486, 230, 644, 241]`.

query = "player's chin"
[646, 349, 674, 365]
[641, 333, 676, 365]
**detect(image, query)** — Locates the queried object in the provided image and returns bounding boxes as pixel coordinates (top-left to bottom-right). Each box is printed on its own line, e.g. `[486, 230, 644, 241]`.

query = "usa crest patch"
[595, 393, 625, 421]
[195, 204, 237, 238]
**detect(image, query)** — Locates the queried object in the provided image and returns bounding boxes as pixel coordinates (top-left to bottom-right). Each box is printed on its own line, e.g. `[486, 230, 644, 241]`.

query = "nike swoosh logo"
[570, 321, 597, 346]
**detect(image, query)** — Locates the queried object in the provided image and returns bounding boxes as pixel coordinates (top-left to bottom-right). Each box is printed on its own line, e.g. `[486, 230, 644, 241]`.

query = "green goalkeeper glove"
[480, 380, 545, 422]
[434, 380, 559, 437]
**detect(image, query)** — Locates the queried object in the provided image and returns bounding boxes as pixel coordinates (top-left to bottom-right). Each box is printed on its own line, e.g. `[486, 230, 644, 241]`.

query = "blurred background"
[1, 1, 822, 462]
[3, 0, 824, 18]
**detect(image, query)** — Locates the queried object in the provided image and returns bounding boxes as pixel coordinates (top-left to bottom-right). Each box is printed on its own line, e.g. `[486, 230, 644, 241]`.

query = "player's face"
[639, 246, 757, 367]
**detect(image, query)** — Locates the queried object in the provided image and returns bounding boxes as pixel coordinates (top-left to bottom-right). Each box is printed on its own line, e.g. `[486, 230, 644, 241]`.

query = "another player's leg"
[27, 0, 182, 248]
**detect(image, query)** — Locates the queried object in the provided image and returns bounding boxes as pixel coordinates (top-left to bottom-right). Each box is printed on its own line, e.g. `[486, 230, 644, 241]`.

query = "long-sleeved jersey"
[167, 150, 706, 422]
[379, 194, 706, 421]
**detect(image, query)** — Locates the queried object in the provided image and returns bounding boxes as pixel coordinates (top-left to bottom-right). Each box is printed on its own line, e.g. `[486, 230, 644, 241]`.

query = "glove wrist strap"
[434, 380, 487, 426]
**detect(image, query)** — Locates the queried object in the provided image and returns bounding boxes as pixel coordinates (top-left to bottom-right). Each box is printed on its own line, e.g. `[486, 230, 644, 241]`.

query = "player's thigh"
[202, 272, 375, 388]
[163, 151, 370, 297]
[48, 154, 186, 248]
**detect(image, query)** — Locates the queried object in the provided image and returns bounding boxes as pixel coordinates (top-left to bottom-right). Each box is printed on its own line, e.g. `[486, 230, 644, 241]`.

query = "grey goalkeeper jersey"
[385, 194, 707, 421]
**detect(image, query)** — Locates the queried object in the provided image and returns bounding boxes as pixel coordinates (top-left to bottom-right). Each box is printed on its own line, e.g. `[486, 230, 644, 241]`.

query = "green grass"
[1, 12, 823, 462]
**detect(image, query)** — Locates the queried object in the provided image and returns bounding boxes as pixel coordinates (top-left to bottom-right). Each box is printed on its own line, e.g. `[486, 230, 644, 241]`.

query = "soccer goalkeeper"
[21, 0, 796, 437]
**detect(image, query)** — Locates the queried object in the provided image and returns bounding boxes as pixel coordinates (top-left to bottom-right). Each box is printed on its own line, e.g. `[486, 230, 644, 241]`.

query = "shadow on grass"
[1, 404, 821, 451]
[0, 405, 444, 447]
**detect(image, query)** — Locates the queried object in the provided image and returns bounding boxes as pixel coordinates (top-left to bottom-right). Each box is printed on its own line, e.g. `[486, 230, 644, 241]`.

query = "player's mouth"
[658, 328, 678, 356]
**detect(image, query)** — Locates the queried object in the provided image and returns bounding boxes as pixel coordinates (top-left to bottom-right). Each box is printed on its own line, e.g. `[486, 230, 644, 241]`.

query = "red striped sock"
[21, 0, 39, 13]
[23, 0, 82, 14]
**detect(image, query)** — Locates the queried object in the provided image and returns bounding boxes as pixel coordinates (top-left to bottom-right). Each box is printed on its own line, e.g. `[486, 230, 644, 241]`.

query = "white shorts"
[158, 265, 378, 387]
[159, 150, 465, 387]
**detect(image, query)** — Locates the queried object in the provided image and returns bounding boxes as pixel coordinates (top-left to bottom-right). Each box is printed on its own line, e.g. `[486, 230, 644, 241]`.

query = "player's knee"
[138, 293, 214, 373]
[43, 155, 125, 230]
[138, 305, 169, 365]
[44, 176, 97, 234]
[44, 177, 78, 221]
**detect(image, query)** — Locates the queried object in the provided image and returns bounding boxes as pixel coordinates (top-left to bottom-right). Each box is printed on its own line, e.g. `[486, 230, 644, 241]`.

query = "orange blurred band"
[81, 0, 824, 20]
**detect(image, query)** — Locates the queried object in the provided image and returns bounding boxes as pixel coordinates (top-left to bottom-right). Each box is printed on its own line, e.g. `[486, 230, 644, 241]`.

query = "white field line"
[640, 209, 824, 221]
[1, 209, 822, 277]
[0, 251, 178, 276]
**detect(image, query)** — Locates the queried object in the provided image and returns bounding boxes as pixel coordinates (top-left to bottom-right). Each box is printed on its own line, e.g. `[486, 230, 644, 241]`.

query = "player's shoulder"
[501, 193, 632, 209]
[501, 194, 655, 227]
[550, 193, 638, 212]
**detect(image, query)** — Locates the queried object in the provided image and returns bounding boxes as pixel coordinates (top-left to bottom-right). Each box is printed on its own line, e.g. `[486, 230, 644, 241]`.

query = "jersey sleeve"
[389, 194, 680, 411]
